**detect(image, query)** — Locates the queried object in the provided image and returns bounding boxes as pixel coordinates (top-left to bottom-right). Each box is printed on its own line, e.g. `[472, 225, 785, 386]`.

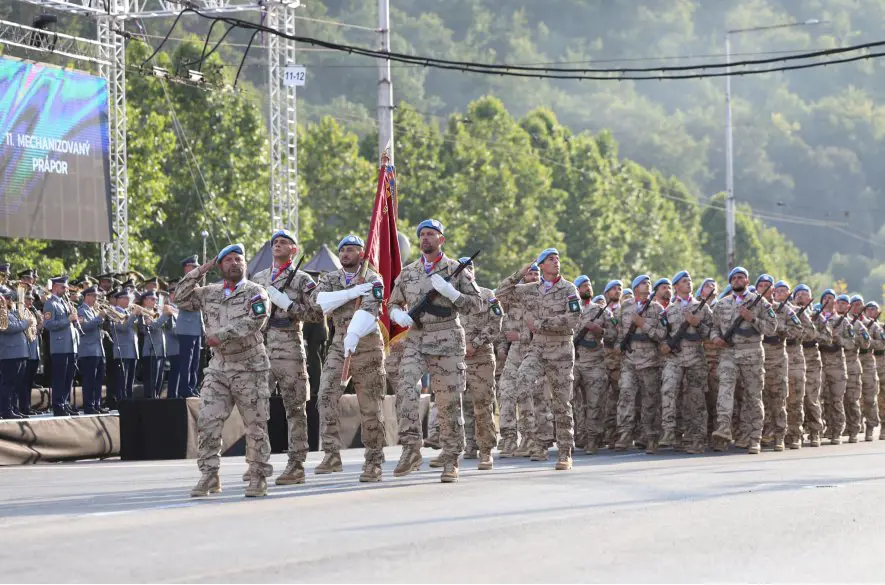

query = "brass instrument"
[0, 295, 8, 331]
[96, 299, 127, 323]
[131, 303, 159, 322]
[17, 284, 37, 343]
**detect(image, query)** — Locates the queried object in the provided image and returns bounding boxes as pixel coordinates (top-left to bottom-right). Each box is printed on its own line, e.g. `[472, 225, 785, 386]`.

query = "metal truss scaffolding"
[2, 0, 301, 271]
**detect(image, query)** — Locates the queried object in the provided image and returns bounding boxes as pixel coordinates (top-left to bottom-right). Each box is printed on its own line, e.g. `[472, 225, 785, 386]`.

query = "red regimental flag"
[364, 153, 407, 346]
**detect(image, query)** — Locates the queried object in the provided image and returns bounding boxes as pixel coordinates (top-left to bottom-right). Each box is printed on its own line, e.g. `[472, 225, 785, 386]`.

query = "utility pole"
[377, 0, 394, 164]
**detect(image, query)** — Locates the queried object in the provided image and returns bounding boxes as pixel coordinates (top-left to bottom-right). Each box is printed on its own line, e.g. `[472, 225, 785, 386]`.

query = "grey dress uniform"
[0, 308, 30, 416]
[44, 294, 80, 410]
[77, 302, 106, 411]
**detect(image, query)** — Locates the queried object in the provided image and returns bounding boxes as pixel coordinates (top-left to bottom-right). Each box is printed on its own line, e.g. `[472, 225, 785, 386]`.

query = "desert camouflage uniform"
[615, 296, 667, 447]
[496, 272, 581, 456]
[388, 256, 482, 464]
[870, 321, 885, 437]
[761, 300, 804, 444]
[175, 269, 272, 478]
[603, 304, 623, 444]
[461, 286, 503, 455]
[842, 316, 869, 438]
[310, 267, 386, 465]
[253, 265, 322, 467]
[703, 337, 720, 441]
[710, 291, 777, 447]
[819, 312, 852, 440]
[858, 315, 881, 435]
[660, 295, 712, 450]
[573, 301, 616, 450]
[783, 303, 813, 444]
[803, 312, 830, 440]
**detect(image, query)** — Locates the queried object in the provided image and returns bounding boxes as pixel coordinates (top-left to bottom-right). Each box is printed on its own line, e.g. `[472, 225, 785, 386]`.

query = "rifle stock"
[408, 250, 480, 329]
[666, 290, 715, 353]
[722, 293, 764, 344]
[573, 298, 614, 346]
[619, 290, 657, 353]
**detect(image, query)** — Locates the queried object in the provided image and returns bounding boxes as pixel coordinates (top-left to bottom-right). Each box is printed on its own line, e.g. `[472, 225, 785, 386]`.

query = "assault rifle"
[269, 254, 304, 319]
[408, 250, 480, 329]
[666, 289, 716, 353]
[573, 298, 615, 347]
[774, 292, 794, 314]
[619, 289, 657, 353]
[722, 293, 764, 345]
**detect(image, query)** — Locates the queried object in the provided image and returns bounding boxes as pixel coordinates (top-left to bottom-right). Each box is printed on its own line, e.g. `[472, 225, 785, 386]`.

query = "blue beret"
[773, 280, 789, 290]
[50, 276, 69, 286]
[836, 294, 850, 303]
[728, 266, 748, 282]
[695, 278, 715, 300]
[671, 270, 690, 287]
[814, 303, 822, 312]
[337, 234, 365, 250]
[850, 294, 864, 304]
[180, 254, 199, 266]
[718, 284, 733, 300]
[216, 243, 245, 263]
[0, 263, 10, 274]
[537, 248, 559, 264]
[821, 288, 836, 300]
[755, 274, 774, 287]
[793, 284, 810, 295]
[865, 301, 880, 311]
[623, 288, 633, 296]
[458, 256, 474, 266]
[604, 280, 623, 294]
[271, 228, 297, 245]
[631, 274, 650, 290]
[574, 275, 590, 288]
[416, 219, 444, 238]
[653, 277, 671, 291]
[529, 262, 539, 272]
[592, 295, 604, 304]
[748, 285, 756, 293]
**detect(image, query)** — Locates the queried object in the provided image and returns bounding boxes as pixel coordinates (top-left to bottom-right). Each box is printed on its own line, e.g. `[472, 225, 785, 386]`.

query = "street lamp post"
[724, 19, 820, 271]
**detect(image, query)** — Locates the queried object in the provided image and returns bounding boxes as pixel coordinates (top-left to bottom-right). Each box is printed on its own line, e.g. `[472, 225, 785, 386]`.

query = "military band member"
[78, 287, 107, 414]
[0, 287, 31, 419]
[44, 276, 81, 416]
[138, 291, 169, 399]
[18, 290, 41, 416]
[175, 255, 205, 399]
[108, 290, 140, 402]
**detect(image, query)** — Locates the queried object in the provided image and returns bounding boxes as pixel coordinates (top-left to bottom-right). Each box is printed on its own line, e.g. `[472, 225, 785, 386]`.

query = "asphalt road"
[1, 439, 884, 583]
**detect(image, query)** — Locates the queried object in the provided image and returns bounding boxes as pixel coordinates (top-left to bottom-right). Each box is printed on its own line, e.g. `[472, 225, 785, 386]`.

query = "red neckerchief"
[423, 253, 444, 274]
[541, 275, 561, 294]
[272, 258, 292, 281]
[581, 299, 593, 309]
[734, 293, 746, 304]
[678, 295, 692, 307]
[635, 296, 648, 311]
[224, 281, 237, 295]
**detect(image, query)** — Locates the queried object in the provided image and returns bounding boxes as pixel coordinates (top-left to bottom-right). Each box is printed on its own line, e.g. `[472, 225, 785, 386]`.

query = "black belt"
[763, 336, 783, 346]
[576, 339, 599, 350]
[860, 349, 870, 355]
[734, 327, 758, 338]
[819, 345, 842, 354]
[875, 350, 885, 357]
[267, 317, 292, 329]
[802, 342, 818, 349]
[682, 333, 702, 342]
[424, 304, 453, 318]
[630, 333, 650, 342]
[785, 339, 798, 347]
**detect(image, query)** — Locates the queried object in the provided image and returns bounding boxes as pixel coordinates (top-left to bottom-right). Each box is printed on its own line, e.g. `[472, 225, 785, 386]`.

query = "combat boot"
[865, 425, 875, 442]
[463, 445, 478, 460]
[880, 426, 885, 440]
[848, 434, 858, 443]
[614, 432, 632, 451]
[584, 437, 598, 455]
[393, 446, 423, 477]
[684, 440, 705, 455]
[555, 450, 573, 471]
[809, 432, 821, 447]
[245, 475, 268, 497]
[499, 436, 518, 458]
[275, 461, 305, 485]
[734, 438, 749, 449]
[497, 437, 505, 451]
[659, 430, 676, 448]
[424, 435, 441, 450]
[190, 472, 221, 497]
[529, 445, 549, 461]
[831, 436, 842, 445]
[711, 425, 733, 444]
[440, 462, 459, 483]
[760, 435, 774, 449]
[314, 452, 343, 474]
[514, 437, 533, 457]
[747, 441, 761, 455]
[477, 451, 493, 471]
[773, 438, 785, 452]
[242, 470, 250, 482]
[787, 436, 802, 450]
[429, 453, 446, 468]
[359, 461, 382, 483]
[644, 440, 658, 455]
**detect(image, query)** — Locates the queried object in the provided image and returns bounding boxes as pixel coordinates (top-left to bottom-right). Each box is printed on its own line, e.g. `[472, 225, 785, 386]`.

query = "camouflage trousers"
[617, 361, 661, 442]
[197, 367, 272, 477]
[516, 339, 575, 451]
[820, 352, 847, 438]
[269, 354, 310, 464]
[498, 342, 536, 441]
[844, 357, 863, 435]
[603, 359, 622, 443]
[803, 353, 824, 434]
[878, 360, 885, 425]
[860, 355, 879, 429]
[463, 354, 498, 452]
[660, 357, 708, 442]
[318, 341, 386, 464]
[762, 349, 789, 441]
[573, 379, 586, 446]
[715, 351, 764, 443]
[786, 350, 807, 439]
[574, 358, 608, 443]
[397, 346, 465, 463]
[704, 343, 720, 439]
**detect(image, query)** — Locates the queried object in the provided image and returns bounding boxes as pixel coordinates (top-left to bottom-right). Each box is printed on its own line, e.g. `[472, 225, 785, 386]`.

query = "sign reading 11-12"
[284, 65, 306, 87]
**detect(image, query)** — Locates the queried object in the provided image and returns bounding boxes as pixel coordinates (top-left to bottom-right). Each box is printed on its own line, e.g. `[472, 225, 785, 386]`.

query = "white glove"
[316, 284, 373, 314]
[431, 274, 461, 302]
[348, 282, 374, 300]
[266, 286, 292, 311]
[390, 307, 414, 328]
[343, 333, 360, 357]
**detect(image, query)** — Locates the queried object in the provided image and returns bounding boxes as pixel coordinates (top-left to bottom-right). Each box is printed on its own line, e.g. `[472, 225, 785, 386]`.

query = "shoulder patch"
[611, 317, 619, 326]
[489, 297, 503, 317]
[43, 311, 52, 321]
[304, 280, 316, 292]
[372, 281, 384, 300]
[660, 314, 669, 328]
[567, 293, 580, 313]
[250, 294, 267, 318]
[790, 311, 800, 326]
[767, 307, 776, 319]
[862, 329, 870, 341]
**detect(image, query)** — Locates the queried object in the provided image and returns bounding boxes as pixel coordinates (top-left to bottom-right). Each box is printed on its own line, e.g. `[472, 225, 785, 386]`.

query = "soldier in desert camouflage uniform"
[659, 271, 712, 454]
[497, 249, 581, 470]
[696, 278, 720, 443]
[709, 267, 777, 455]
[780, 283, 814, 449]
[794, 287, 827, 448]
[843, 295, 871, 443]
[387, 219, 482, 483]
[179, 244, 272, 498]
[863, 302, 884, 440]
[254, 229, 322, 486]
[602, 280, 624, 447]
[857, 300, 881, 441]
[310, 235, 386, 482]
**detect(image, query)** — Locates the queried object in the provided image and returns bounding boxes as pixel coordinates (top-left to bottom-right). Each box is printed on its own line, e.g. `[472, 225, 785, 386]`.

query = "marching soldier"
[696, 278, 720, 442]
[709, 267, 777, 454]
[179, 244, 272, 498]
[44, 276, 81, 416]
[602, 280, 624, 447]
[817, 291, 850, 445]
[255, 229, 322, 486]
[858, 301, 881, 441]
[781, 283, 813, 449]
[497, 248, 580, 469]
[865, 302, 885, 440]
[794, 286, 826, 447]
[310, 234, 386, 482]
[387, 219, 483, 482]
[659, 271, 712, 454]
[843, 295, 871, 443]
[761, 280, 803, 451]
